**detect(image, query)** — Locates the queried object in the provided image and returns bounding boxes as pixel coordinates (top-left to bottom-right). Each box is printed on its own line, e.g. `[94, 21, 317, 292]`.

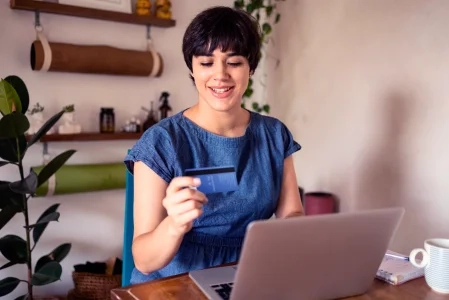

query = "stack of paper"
[376, 250, 424, 285]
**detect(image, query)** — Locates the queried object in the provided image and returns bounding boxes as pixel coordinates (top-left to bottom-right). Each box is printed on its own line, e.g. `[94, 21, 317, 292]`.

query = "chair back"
[122, 163, 135, 286]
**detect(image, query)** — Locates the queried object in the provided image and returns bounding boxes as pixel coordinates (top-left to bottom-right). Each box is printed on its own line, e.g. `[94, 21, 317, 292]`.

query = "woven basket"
[72, 272, 121, 300]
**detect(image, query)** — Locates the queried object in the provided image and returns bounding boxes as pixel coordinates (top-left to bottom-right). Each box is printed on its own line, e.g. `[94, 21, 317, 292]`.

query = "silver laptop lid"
[230, 207, 405, 300]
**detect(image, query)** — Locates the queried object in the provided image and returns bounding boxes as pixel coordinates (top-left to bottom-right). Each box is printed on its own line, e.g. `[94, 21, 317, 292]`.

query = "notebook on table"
[376, 250, 424, 285]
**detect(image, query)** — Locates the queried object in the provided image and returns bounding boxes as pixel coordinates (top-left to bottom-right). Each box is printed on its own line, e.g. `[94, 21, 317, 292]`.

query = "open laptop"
[189, 207, 405, 300]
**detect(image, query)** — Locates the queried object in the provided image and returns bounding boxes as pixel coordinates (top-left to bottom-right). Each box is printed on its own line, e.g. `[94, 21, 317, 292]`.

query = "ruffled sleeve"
[124, 126, 175, 183]
[280, 122, 301, 158]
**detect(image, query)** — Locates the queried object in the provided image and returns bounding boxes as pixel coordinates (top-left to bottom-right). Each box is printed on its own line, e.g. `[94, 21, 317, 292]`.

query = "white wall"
[0, 1, 232, 297]
[269, 0, 449, 254]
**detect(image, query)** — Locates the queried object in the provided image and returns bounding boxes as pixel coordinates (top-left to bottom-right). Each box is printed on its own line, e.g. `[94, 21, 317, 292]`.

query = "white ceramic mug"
[410, 238, 449, 294]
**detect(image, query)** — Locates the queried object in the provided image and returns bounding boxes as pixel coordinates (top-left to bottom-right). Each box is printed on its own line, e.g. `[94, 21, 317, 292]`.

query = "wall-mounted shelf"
[29, 132, 142, 143]
[10, 0, 176, 27]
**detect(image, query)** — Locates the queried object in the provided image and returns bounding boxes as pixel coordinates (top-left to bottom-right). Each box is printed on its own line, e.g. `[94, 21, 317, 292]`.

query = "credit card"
[184, 166, 238, 194]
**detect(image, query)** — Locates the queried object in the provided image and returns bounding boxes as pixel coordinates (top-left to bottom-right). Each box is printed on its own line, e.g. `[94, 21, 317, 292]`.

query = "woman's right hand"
[162, 177, 207, 236]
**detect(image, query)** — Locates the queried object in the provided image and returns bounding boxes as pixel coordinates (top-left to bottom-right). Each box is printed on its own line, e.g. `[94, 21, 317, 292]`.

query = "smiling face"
[192, 48, 251, 113]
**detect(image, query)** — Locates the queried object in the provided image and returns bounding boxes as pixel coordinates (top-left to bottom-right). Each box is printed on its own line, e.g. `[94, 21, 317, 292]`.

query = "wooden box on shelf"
[10, 0, 176, 27]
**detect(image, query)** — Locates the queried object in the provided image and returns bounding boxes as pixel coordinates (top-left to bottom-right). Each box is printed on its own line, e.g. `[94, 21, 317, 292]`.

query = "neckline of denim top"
[179, 108, 256, 149]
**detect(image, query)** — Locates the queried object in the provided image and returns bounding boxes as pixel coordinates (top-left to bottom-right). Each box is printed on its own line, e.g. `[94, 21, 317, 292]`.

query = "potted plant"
[0, 75, 76, 299]
[234, 0, 285, 114]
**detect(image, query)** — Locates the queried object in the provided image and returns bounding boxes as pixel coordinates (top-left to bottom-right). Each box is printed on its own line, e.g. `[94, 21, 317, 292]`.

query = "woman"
[124, 5, 304, 284]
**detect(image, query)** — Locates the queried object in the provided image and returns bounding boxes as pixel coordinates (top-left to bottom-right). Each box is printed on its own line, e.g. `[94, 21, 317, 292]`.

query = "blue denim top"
[124, 109, 301, 283]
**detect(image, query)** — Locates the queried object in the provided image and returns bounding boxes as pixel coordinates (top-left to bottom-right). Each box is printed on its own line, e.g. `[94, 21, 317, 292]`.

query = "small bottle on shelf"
[159, 91, 172, 120]
[99, 108, 115, 133]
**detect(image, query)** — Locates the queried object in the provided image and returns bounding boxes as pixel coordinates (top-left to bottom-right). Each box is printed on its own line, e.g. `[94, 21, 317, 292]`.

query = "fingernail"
[193, 178, 201, 186]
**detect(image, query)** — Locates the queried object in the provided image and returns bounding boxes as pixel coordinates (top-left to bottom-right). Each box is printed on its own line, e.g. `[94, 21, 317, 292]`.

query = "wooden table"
[111, 273, 449, 300]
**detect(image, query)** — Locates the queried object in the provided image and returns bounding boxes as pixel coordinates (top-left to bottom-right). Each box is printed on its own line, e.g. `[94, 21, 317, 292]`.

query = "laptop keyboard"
[211, 282, 234, 300]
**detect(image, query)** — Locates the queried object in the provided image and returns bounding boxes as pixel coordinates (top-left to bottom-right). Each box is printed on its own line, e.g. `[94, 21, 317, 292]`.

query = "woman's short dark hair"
[182, 6, 262, 79]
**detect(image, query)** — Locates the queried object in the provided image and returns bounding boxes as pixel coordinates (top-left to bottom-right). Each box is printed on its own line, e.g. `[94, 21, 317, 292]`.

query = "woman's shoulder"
[128, 112, 187, 155]
[250, 111, 290, 134]
[249, 111, 301, 156]
[124, 112, 187, 179]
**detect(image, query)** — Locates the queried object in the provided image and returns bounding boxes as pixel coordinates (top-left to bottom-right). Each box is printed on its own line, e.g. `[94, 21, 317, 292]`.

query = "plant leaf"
[0, 113, 30, 139]
[0, 205, 19, 232]
[9, 169, 38, 195]
[275, 13, 281, 24]
[0, 261, 17, 270]
[35, 243, 71, 272]
[27, 212, 59, 229]
[0, 181, 23, 230]
[0, 79, 21, 115]
[0, 277, 20, 297]
[5, 76, 29, 114]
[265, 5, 273, 17]
[37, 150, 76, 187]
[14, 295, 28, 300]
[246, 3, 255, 13]
[233, 0, 244, 8]
[52, 244, 71, 264]
[244, 88, 253, 99]
[0, 181, 23, 209]
[0, 161, 9, 167]
[31, 261, 62, 286]
[0, 136, 27, 163]
[50, 243, 71, 262]
[34, 256, 52, 273]
[0, 235, 27, 264]
[262, 23, 272, 35]
[263, 104, 270, 114]
[33, 204, 60, 244]
[27, 107, 72, 149]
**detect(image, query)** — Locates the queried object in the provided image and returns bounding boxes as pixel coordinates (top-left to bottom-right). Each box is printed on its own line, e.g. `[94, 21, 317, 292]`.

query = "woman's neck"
[184, 104, 250, 137]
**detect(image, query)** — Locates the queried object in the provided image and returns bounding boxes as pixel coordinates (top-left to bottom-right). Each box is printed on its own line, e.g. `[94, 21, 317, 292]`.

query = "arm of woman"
[131, 161, 205, 274]
[275, 155, 305, 218]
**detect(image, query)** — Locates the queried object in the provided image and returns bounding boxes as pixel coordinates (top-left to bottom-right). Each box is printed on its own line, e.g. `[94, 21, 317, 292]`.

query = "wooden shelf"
[10, 0, 176, 27]
[34, 132, 142, 142]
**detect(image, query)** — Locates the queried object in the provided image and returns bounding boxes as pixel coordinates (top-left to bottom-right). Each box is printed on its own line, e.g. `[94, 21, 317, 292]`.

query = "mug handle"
[409, 248, 429, 268]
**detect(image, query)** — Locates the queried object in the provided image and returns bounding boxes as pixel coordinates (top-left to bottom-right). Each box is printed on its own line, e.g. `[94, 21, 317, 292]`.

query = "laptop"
[189, 207, 405, 300]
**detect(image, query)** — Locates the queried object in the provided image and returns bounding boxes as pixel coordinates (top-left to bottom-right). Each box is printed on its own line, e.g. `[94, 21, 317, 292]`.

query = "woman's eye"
[228, 62, 242, 66]
[200, 62, 213, 67]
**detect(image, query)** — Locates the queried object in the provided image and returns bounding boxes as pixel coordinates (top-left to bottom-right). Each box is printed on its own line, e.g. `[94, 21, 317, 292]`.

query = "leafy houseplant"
[234, 0, 285, 114]
[0, 75, 76, 299]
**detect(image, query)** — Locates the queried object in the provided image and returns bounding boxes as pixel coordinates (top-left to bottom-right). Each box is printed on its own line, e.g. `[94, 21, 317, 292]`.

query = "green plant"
[235, 0, 285, 114]
[0, 75, 76, 299]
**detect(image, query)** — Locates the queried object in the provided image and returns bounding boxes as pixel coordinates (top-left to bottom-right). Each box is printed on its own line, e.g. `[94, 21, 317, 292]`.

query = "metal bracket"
[146, 25, 151, 40]
[34, 11, 41, 28]
[42, 142, 48, 156]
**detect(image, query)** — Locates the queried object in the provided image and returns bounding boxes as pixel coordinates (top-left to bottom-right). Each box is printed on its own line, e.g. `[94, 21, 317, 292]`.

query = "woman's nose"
[213, 62, 229, 80]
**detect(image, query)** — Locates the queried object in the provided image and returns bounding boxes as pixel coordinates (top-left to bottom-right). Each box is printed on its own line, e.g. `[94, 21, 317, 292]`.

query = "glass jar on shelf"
[99, 107, 115, 133]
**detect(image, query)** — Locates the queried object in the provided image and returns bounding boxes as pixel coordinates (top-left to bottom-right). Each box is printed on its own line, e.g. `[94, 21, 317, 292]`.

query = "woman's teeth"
[212, 87, 231, 93]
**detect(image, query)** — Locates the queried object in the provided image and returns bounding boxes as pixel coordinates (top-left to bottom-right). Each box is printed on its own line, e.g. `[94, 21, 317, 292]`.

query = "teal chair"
[122, 165, 135, 286]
